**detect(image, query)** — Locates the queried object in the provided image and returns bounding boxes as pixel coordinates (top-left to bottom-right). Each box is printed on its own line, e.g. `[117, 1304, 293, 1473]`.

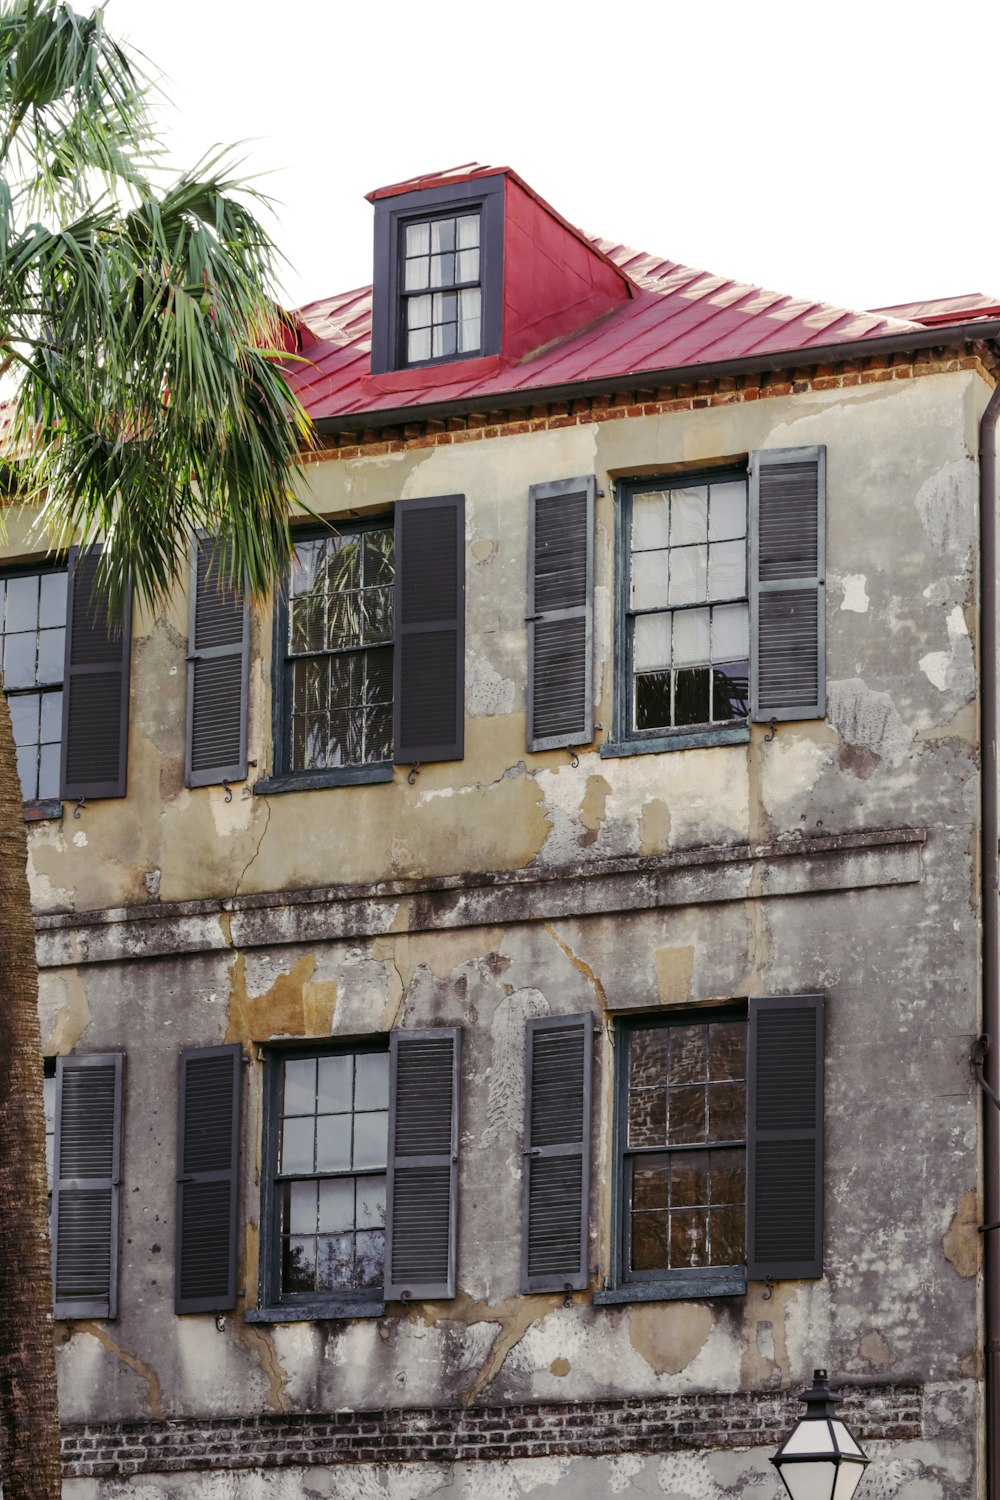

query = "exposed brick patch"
[58, 1385, 922, 1478]
[303, 346, 999, 467]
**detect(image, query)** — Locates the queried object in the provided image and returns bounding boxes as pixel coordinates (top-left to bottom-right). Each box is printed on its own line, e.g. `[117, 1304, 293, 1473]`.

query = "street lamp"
[771, 1368, 871, 1500]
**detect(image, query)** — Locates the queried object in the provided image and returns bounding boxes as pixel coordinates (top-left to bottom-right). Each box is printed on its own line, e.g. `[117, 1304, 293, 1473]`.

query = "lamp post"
[771, 1369, 871, 1500]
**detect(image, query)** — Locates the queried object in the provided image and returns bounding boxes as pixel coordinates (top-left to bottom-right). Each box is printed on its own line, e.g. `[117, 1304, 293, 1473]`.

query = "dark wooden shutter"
[51, 1053, 123, 1319]
[385, 1028, 461, 1300]
[750, 446, 825, 721]
[393, 496, 465, 763]
[175, 1045, 242, 1314]
[185, 535, 250, 788]
[60, 548, 132, 800]
[527, 477, 595, 752]
[521, 1013, 592, 1293]
[747, 995, 824, 1280]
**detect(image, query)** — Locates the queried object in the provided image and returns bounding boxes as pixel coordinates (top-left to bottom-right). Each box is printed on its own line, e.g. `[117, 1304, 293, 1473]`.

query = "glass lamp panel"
[782, 1421, 838, 1456]
[831, 1460, 867, 1500]
[405, 222, 430, 257]
[634, 612, 672, 672]
[829, 1424, 865, 1459]
[632, 492, 671, 550]
[672, 607, 710, 666]
[708, 539, 746, 600]
[777, 1461, 835, 1500]
[668, 545, 707, 606]
[631, 550, 667, 610]
[708, 480, 747, 541]
[670, 487, 708, 545]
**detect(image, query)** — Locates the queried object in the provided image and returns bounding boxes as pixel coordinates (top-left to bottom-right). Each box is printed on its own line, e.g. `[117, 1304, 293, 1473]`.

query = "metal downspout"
[980, 376, 1000, 1500]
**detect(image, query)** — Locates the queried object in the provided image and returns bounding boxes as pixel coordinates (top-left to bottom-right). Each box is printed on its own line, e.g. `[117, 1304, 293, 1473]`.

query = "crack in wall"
[75, 1322, 164, 1417]
[543, 922, 607, 1009]
[234, 796, 272, 899]
[235, 1321, 292, 1412]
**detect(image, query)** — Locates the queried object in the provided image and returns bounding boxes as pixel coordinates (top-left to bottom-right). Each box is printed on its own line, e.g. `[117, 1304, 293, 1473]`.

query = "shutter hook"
[214, 1313, 226, 1332]
[763, 718, 778, 744]
[568, 750, 579, 768]
[72, 797, 85, 820]
[407, 763, 421, 785]
[563, 1283, 573, 1309]
[762, 1275, 774, 1301]
[222, 779, 233, 804]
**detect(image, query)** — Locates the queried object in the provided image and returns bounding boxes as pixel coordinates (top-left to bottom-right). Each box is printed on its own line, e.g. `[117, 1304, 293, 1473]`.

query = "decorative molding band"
[58, 1385, 923, 1479]
[34, 827, 925, 969]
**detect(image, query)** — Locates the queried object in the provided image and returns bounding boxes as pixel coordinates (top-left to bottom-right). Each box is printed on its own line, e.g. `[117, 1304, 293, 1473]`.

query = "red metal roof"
[286, 170, 995, 424]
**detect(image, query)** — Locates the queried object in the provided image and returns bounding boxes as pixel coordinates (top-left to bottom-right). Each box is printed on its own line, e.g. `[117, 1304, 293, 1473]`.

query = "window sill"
[594, 1268, 747, 1304]
[600, 724, 750, 758]
[246, 1300, 385, 1324]
[23, 798, 64, 823]
[254, 764, 394, 794]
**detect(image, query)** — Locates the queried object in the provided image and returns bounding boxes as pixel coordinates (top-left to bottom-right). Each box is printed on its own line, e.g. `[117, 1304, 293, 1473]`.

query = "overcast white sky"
[106, 0, 999, 317]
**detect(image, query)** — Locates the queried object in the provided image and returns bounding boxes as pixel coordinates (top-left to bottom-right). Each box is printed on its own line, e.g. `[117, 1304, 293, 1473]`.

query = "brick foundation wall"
[60, 1385, 922, 1479]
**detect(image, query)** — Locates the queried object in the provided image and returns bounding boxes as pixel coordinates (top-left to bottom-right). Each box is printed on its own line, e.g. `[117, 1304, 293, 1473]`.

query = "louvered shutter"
[526, 477, 595, 752]
[185, 536, 249, 787]
[175, 1045, 242, 1314]
[385, 1029, 461, 1300]
[51, 1053, 123, 1319]
[521, 1013, 592, 1293]
[60, 548, 132, 799]
[746, 995, 824, 1280]
[750, 446, 826, 721]
[393, 496, 465, 763]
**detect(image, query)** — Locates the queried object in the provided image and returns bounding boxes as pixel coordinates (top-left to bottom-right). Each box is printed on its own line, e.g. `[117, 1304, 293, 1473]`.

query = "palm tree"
[0, 5, 310, 1494]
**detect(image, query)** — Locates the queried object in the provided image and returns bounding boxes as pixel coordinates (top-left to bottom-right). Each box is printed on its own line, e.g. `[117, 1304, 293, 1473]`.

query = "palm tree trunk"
[0, 681, 61, 1497]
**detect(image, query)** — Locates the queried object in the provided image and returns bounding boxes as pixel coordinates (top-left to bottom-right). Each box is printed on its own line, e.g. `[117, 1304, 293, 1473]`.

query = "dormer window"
[402, 213, 481, 364]
[369, 174, 503, 375]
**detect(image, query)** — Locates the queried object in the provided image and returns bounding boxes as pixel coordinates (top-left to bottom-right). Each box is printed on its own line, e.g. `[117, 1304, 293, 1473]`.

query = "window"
[0, 564, 67, 803]
[281, 522, 395, 774]
[622, 470, 750, 741]
[401, 212, 482, 365]
[616, 1010, 748, 1296]
[370, 175, 503, 374]
[263, 1045, 390, 1310]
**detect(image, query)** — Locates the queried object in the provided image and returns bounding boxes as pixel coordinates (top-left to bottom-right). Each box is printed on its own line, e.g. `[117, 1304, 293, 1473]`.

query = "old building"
[6, 162, 1000, 1497]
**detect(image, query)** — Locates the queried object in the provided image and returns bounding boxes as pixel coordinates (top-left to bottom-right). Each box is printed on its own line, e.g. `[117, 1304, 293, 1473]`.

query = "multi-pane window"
[624, 472, 749, 735]
[273, 1048, 389, 1301]
[0, 567, 66, 800]
[619, 1013, 747, 1282]
[285, 526, 393, 771]
[401, 212, 482, 364]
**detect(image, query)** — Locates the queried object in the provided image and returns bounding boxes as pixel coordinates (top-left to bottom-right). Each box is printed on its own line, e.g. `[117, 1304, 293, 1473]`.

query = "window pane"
[632, 1159, 669, 1209]
[669, 1027, 706, 1085]
[630, 550, 666, 611]
[326, 654, 360, 711]
[628, 1087, 666, 1148]
[431, 217, 456, 253]
[632, 492, 670, 551]
[456, 214, 479, 249]
[457, 248, 480, 283]
[283, 1236, 316, 1293]
[316, 1114, 352, 1171]
[707, 540, 745, 600]
[670, 1208, 707, 1268]
[286, 1180, 318, 1235]
[39, 689, 62, 743]
[709, 1023, 746, 1081]
[710, 1148, 745, 1203]
[5, 574, 38, 632]
[38, 741, 60, 800]
[356, 1176, 386, 1229]
[316, 1233, 352, 1291]
[364, 705, 393, 764]
[708, 481, 747, 541]
[318, 1054, 352, 1112]
[355, 1230, 384, 1289]
[291, 539, 321, 595]
[327, 593, 363, 650]
[290, 594, 326, 654]
[713, 664, 749, 721]
[670, 488, 708, 545]
[709, 1205, 744, 1265]
[633, 613, 671, 672]
[711, 603, 749, 662]
[667, 1085, 706, 1144]
[674, 667, 710, 727]
[708, 1081, 745, 1141]
[353, 1111, 388, 1170]
[408, 327, 431, 363]
[635, 671, 672, 731]
[318, 1178, 355, 1232]
[35, 628, 61, 685]
[39, 571, 67, 628]
[404, 256, 429, 292]
[361, 587, 393, 645]
[9, 692, 39, 744]
[283, 1058, 316, 1115]
[672, 608, 710, 667]
[407, 294, 432, 330]
[668, 545, 707, 607]
[4, 632, 36, 689]
[16, 744, 37, 799]
[405, 222, 430, 257]
[430, 252, 455, 289]
[630, 1028, 667, 1089]
[362, 531, 394, 588]
[631, 1212, 668, 1271]
[433, 322, 457, 360]
[356, 1052, 389, 1110]
[365, 648, 394, 706]
[671, 1150, 708, 1208]
[280, 1116, 314, 1174]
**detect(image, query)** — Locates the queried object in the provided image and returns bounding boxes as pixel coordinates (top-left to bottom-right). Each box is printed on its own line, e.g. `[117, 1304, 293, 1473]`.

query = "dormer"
[366, 164, 634, 383]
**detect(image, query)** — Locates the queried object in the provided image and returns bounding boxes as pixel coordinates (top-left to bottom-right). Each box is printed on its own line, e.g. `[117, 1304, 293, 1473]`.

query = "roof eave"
[313, 319, 1000, 435]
